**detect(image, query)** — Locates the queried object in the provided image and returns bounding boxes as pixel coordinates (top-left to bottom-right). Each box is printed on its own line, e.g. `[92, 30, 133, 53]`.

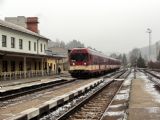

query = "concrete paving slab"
[128, 72, 160, 120]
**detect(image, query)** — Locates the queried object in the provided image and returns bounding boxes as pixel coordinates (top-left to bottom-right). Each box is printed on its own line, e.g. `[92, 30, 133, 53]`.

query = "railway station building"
[0, 16, 66, 80]
[48, 46, 69, 71]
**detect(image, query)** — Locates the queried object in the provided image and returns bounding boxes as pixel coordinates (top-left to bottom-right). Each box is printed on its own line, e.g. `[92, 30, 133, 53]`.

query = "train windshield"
[70, 53, 88, 62]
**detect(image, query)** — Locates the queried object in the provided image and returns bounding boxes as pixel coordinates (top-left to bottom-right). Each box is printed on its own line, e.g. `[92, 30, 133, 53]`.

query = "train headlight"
[84, 62, 86, 65]
[72, 63, 75, 65]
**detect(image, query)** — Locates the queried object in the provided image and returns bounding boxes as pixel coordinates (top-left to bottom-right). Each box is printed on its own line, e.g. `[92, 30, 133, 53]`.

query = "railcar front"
[69, 48, 91, 78]
[69, 48, 121, 78]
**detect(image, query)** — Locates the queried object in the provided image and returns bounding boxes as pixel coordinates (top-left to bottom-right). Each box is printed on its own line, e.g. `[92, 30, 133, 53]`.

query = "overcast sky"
[0, 0, 160, 54]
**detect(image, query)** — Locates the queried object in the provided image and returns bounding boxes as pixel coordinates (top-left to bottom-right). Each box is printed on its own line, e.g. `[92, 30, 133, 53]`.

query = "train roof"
[71, 48, 120, 62]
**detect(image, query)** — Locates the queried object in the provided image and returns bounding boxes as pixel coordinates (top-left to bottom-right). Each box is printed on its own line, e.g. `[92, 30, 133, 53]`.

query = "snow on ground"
[137, 72, 160, 103]
[103, 71, 133, 120]
[114, 73, 133, 101]
[104, 111, 125, 116]
[40, 80, 109, 120]
[151, 71, 160, 77]
[109, 104, 125, 108]
[145, 107, 160, 114]
[123, 72, 133, 86]
[114, 94, 129, 100]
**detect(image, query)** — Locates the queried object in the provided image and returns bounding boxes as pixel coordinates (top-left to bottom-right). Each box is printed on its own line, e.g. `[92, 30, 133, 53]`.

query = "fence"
[0, 70, 55, 80]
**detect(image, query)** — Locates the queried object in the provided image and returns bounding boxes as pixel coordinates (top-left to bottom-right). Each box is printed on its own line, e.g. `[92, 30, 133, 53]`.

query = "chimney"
[26, 17, 39, 33]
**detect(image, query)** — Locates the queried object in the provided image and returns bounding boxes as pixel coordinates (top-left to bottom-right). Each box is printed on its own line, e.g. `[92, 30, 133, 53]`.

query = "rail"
[143, 69, 160, 87]
[0, 78, 76, 101]
[56, 70, 130, 120]
[100, 70, 131, 120]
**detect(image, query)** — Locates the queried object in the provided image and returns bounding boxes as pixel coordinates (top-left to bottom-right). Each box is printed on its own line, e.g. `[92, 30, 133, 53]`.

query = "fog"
[0, 0, 160, 54]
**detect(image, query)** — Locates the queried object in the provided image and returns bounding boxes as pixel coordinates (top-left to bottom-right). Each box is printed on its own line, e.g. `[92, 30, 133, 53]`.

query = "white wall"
[0, 27, 48, 55]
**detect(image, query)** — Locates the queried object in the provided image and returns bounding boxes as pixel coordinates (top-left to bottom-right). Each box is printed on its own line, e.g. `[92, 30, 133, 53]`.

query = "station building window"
[44, 44, 46, 51]
[44, 62, 47, 70]
[2, 35, 7, 47]
[19, 39, 23, 49]
[50, 63, 53, 68]
[19, 61, 23, 71]
[2, 61, 8, 72]
[41, 43, 43, 52]
[28, 41, 31, 51]
[11, 37, 15, 48]
[39, 62, 41, 70]
[34, 42, 36, 51]
[34, 62, 37, 70]
[11, 61, 15, 71]
[27, 62, 31, 71]
[54, 64, 55, 70]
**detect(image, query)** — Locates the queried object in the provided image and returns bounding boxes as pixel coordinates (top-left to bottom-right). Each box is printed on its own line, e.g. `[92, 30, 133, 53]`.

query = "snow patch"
[145, 107, 160, 113]
[119, 89, 130, 94]
[109, 104, 124, 108]
[104, 111, 125, 116]
[114, 94, 129, 100]
[137, 72, 160, 103]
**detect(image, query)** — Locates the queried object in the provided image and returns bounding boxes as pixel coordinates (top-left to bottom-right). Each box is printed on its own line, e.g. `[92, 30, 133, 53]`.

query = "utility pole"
[146, 28, 152, 62]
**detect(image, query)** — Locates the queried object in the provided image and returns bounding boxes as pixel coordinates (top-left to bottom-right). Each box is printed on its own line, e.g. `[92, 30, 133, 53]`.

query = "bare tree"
[49, 39, 85, 50]
[110, 53, 119, 59]
[129, 48, 141, 66]
[157, 50, 160, 61]
[122, 54, 127, 66]
[59, 41, 66, 48]
[66, 40, 85, 49]
[137, 53, 146, 68]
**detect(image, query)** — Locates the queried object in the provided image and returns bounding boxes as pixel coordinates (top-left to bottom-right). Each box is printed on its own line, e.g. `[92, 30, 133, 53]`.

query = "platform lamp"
[146, 28, 152, 62]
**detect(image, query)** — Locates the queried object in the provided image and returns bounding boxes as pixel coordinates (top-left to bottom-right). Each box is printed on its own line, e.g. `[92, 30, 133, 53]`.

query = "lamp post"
[146, 28, 152, 62]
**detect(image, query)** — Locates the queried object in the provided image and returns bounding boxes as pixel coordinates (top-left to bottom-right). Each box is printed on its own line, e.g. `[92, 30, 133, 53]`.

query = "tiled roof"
[0, 19, 49, 40]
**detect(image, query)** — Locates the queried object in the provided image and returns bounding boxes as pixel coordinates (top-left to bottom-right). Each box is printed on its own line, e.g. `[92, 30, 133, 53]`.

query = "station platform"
[128, 72, 160, 120]
[0, 72, 70, 88]
[0, 72, 72, 93]
[1, 78, 105, 120]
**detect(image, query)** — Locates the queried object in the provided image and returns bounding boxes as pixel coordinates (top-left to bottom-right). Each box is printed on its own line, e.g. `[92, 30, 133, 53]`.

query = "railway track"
[100, 71, 132, 120]
[0, 72, 119, 102]
[40, 69, 130, 120]
[142, 69, 160, 87]
[0, 70, 124, 108]
[0, 69, 123, 102]
[0, 78, 76, 101]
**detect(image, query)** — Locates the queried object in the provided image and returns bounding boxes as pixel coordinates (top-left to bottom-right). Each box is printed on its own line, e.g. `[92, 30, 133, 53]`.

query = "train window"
[70, 53, 88, 61]
[90, 55, 92, 60]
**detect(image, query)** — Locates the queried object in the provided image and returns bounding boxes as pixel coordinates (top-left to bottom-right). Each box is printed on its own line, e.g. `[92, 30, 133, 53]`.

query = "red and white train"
[69, 48, 121, 78]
